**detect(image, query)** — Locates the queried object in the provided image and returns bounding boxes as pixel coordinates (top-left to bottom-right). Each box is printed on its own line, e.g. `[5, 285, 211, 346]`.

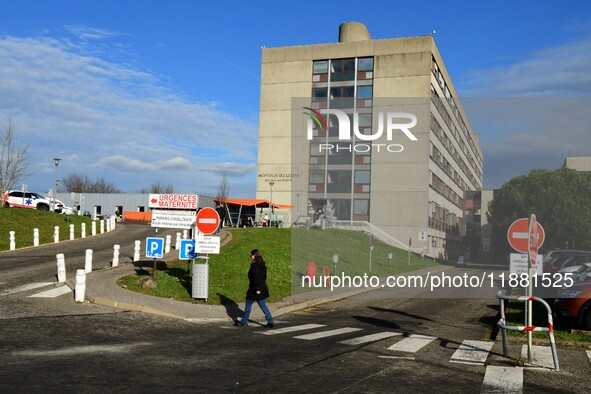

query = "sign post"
[145, 237, 164, 278]
[526, 214, 539, 363]
[192, 208, 221, 300]
[369, 234, 374, 272]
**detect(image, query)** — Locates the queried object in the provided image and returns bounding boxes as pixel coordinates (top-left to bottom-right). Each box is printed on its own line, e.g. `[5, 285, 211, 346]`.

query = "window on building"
[310, 143, 325, 156]
[313, 60, 328, 74]
[312, 87, 328, 99]
[354, 170, 370, 184]
[353, 199, 369, 215]
[330, 58, 355, 81]
[358, 57, 374, 71]
[309, 171, 324, 184]
[327, 170, 352, 193]
[357, 86, 373, 98]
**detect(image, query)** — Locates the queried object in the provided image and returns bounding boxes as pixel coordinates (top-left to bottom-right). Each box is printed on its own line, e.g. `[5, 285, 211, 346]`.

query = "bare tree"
[0, 118, 33, 202]
[89, 177, 120, 193]
[138, 182, 175, 194]
[61, 173, 93, 193]
[217, 173, 230, 202]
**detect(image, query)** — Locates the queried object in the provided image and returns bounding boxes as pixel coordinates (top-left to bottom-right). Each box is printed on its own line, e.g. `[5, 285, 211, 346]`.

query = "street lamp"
[332, 253, 339, 275]
[269, 181, 275, 227]
[52, 157, 61, 212]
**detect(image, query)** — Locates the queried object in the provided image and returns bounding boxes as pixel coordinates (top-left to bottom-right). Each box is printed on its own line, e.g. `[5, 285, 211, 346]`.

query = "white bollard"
[91, 221, 96, 236]
[133, 240, 141, 262]
[56, 253, 66, 283]
[33, 228, 39, 247]
[85, 249, 93, 273]
[112, 244, 120, 267]
[165, 234, 172, 253]
[106, 219, 111, 232]
[81, 223, 86, 239]
[100, 220, 104, 234]
[9, 231, 16, 251]
[70, 224, 75, 240]
[111, 216, 116, 230]
[75, 269, 86, 303]
[182, 230, 188, 239]
[54, 226, 60, 243]
[175, 232, 181, 250]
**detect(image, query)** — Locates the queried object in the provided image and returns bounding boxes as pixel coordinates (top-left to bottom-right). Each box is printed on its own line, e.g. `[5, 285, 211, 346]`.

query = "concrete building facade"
[256, 22, 483, 259]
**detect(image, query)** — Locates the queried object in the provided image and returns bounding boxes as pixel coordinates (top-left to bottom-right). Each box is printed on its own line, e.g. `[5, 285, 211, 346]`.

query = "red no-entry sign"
[196, 207, 220, 235]
[507, 217, 545, 253]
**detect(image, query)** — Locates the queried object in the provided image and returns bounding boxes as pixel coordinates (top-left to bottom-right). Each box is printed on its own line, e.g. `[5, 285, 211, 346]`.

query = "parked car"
[60, 205, 78, 215]
[554, 281, 591, 330]
[2, 190, 64, 212]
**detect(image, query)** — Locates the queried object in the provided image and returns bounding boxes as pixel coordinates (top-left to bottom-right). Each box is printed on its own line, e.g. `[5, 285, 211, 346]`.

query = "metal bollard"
[175, 232, 181, 250]
[91, 221, 96, 236]
[70, 224, 75, 240]
[85, 249, 93, 273]
[33, 228, 39, 247]
[81, 223, 86, 238]
[165, 235, 172, 253]
[112, 244, 120, 267]
[54, 226, 60, 243]
[133, 240, 141, 262]
[9, 231, 15, 250]
[56, 253, 66, 283]
[75, 269, 86, 303]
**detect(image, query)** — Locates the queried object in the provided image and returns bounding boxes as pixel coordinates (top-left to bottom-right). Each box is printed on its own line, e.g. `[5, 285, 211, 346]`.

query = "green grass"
[119, 227, 440, 305]
[0, 207, 94, 250]
[504, 300, 591, 344]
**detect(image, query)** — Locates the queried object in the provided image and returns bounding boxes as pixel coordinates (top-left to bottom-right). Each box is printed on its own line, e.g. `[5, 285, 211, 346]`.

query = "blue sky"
[1, 0, 590, 197]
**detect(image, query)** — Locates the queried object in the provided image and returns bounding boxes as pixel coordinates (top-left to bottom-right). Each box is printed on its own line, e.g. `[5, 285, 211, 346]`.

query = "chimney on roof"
[339, 22, 371, 42]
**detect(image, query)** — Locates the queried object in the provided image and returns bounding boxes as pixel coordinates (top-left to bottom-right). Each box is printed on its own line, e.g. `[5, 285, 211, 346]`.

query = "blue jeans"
[240, 298, 274, 325]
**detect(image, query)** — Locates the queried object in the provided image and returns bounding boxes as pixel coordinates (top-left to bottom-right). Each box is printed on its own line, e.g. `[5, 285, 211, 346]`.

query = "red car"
[554, 281, 591, 330]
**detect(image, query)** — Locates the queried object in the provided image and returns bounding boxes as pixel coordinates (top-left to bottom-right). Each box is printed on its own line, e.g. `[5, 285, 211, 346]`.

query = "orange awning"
[213, 197, 293, 209]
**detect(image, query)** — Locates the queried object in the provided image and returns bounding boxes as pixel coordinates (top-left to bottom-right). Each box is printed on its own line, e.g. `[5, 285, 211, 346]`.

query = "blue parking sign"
[179, 239, 196, 260]
[146, 237, 164, 258]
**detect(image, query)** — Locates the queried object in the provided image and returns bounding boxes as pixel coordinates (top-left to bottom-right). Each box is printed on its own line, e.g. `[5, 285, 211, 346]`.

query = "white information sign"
[510, 253, 543, 275]
[151, 210, 197, 229]
[149, 194, 198, 209]
[195, 236, 220, 254]
[418, 229, 427, 241]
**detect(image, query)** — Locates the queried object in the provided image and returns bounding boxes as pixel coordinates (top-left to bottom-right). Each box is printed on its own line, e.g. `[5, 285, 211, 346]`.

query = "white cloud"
[457, 38, 591, 189]
[0, 33, 258, 195]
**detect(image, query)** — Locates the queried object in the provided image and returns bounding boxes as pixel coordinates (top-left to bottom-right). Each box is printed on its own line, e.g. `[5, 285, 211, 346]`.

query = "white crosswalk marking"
[481, 366, 523, 393]
[29, 285, 72, 298]
[293, 327, 363, 340]
[521, 345, 555, 369]
[257, 324, 326, 336]
[450, 340, 494, 365]
[387, 334, 437, 353]
[338, 331, 402, 345]
[1, 282, 53, 296]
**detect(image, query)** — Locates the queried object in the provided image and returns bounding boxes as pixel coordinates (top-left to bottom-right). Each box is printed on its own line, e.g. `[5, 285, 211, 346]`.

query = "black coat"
[246, 256, 270, 301]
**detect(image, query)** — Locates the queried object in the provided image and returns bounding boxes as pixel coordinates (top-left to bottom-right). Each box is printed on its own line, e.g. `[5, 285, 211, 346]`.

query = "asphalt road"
[1, 226, 590, 393]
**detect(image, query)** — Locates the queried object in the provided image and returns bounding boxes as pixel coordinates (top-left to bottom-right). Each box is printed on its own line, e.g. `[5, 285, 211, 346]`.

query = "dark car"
[554, 281, 591, 330]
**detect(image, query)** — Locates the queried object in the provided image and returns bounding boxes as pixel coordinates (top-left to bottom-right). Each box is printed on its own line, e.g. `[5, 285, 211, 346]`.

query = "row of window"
[429, 171, 463, 209]
[310, 170, 370, 184]
[431, 57, 482, 169]
[313, 58, 374, 74]
[308, 198, 369, 220]
[312, 86, 373, 99]
[430, 111, 480, 189]
[428, 201, 465, 237]
[430, 141, 470, 193]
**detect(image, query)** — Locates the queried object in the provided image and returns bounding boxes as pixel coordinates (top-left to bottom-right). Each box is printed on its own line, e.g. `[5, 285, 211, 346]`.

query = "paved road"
[2, 289, 590, 392]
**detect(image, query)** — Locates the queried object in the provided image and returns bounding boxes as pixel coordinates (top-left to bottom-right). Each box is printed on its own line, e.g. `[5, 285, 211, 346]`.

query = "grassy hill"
[0, 208, 94, 250]
[120, 227, 440, 305]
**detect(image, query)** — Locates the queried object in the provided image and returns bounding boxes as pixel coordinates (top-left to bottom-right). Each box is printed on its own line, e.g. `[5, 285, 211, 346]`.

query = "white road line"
[338, 332, 402, 345]
[28, 285, 72, 298]
[587, 350, 591, 365]
[521, 345, 555, 370]
[293, 327, 363, 340]
[1, 282, 54, 296]
[378, 355, 416, 361]
[481, 366, 523, 393]
[257, 324, 326, 335]
[387, 334, 437, 353]
[450, 340, 494, 364]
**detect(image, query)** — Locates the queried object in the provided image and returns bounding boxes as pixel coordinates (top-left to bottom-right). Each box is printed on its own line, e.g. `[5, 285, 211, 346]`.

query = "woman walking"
[237, 249, 275, 328]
